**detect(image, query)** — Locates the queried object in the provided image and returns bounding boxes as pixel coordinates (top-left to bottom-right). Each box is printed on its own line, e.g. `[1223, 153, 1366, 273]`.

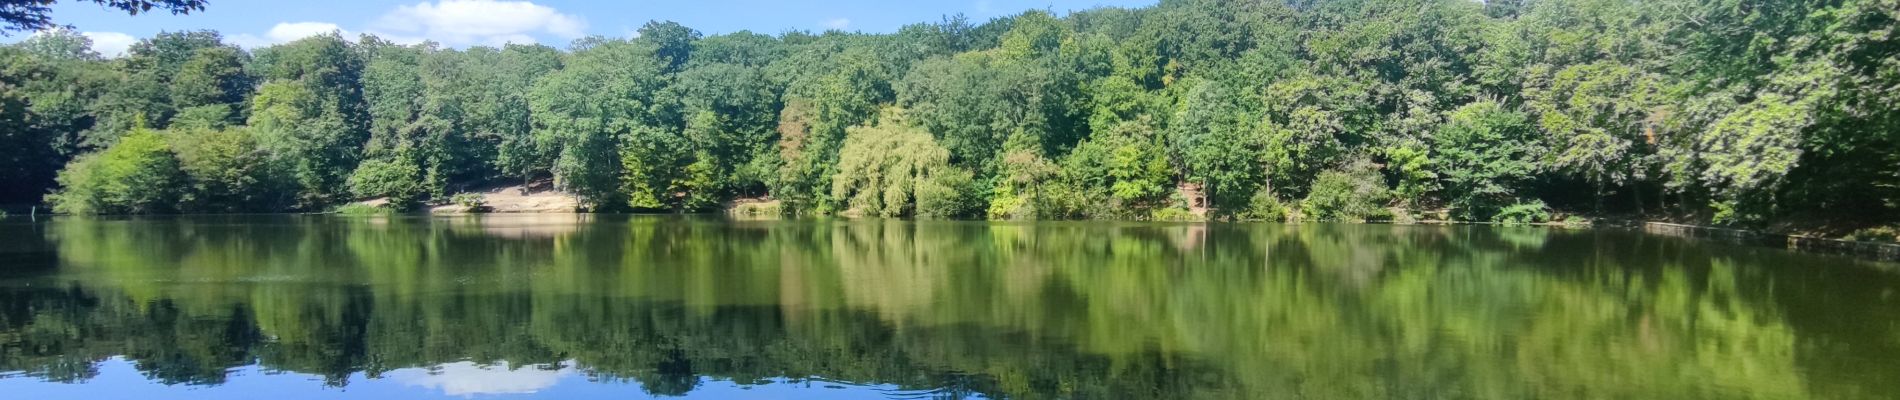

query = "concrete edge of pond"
[1641, 221, 1900, 262]
[1365, 218, 1900, 263]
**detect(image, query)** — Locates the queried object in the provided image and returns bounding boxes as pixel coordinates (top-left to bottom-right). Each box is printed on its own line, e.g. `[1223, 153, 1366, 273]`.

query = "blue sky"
[9, 0, 1158, 57]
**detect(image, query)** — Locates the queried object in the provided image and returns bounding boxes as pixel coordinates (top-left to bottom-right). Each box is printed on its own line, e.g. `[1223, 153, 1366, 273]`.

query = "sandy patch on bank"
[432, 180, 579, 214]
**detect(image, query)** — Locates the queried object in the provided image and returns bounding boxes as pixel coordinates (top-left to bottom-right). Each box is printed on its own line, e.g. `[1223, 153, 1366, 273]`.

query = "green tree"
[483, 43, 563, 184]
[168, 46, 252, 127]
[1302, 165, 1391, 222]
[830, 109, 974, 218]
[0, 46, 64, 203]
[530, 37, 669, 208]
[1527, 61, 1662, 212]
[765, 41, 891, 214]
[167, 126, 288, 212]
[1170, 78, 1264, 212]
[45, 126, 182, 214]
[346, 155, 426, 210]
[249, 33, 370, 208]
[1434, 100, 1539, 220]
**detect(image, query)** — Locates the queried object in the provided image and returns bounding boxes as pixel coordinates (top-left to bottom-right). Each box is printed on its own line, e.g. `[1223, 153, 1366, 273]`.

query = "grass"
[332, 203, 393, 215]
[1150, 207, 1203, 222]
[727, 200, 784, 219]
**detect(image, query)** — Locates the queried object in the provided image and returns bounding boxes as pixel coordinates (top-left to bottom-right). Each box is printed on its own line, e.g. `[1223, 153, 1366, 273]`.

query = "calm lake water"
[2, 215, 1898, 399]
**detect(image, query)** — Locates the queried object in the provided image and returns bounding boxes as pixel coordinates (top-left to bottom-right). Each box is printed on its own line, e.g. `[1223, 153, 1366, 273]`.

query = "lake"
[1, 215, 1897, 399]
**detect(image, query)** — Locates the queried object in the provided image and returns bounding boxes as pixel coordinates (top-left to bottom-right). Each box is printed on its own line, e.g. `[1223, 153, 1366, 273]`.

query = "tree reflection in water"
[1, 215, 1898, 399]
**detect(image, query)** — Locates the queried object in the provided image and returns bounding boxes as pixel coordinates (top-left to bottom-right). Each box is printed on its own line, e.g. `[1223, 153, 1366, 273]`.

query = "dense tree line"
[3, 0, 1897, 226]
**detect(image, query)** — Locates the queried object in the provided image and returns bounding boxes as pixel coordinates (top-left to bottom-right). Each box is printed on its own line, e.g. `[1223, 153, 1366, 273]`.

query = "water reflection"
[389, 361, 573, 396]
[0, 215, 1897, 399]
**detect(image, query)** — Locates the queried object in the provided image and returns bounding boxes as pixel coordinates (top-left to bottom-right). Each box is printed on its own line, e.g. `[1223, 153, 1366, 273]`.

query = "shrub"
[1302, 167, 1391, 222]
[986, 149, 1058, 220]
[1151, 206, 1202, 222]
[169, 127, 291, 213]
[1844, 226, 1899, 243]
[46, 128, 183, 215]
[451, 193, 488, 213]
[916, 168, 982, 219]
[986, 187, 1034, 220]
[1493, 200, 1551, 224]
[332, 203, 390, 215]
[1241, 189, 1290, 222]
[727, 200, 784, 218]
[346, 158, 427, 210]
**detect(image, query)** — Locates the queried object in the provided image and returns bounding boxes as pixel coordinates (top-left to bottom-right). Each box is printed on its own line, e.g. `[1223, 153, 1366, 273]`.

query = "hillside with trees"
[2, 0, 1896, 231]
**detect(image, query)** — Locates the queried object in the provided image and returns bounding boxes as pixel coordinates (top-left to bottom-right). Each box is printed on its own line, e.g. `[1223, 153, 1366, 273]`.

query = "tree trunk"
[1633, 182, 1646, 216]
[1594, 180, 1606, 214]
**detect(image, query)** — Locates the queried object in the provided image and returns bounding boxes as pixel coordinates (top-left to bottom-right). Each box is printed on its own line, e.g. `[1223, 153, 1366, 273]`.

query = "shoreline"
[11, 210, 1897, 262]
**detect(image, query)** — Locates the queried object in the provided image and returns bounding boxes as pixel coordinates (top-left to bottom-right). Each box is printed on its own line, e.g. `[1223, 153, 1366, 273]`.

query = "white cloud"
[81, 31, 136, 58]
[823, 18, 851, 30]
[371, 0, 586, 47]
[229, 22, 346, 49]
[388, 361, 573, 396]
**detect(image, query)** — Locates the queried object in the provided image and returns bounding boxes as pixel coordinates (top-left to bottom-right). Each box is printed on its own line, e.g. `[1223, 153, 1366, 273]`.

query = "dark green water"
[1, 215, 1898, 399]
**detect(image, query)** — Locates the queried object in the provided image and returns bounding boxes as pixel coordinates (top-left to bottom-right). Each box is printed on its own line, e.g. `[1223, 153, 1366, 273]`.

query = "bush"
[916, 168, 982, 219]
[169, 127, 291, 213]
[727, 200, 784, 218]
[1302, 167, 1391, 222]
[46, 128, 183, 215]
[346, 158, 427, 210]
[1844, 226, 1899, 243]
[1151, 206, 1202, 222]
[332, 203, 391, 215]
[1493, 200, 1551, 224]
[1240, 189, 1290, 222]
[451, 193, 488, 213]
[986, 187, 1034, 220]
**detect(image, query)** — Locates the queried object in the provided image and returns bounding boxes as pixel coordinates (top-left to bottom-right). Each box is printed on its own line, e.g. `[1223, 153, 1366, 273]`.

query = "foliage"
[45, 127, 181, 214]
[1149, 206, 1201, 222]
[1493, 200, 1551, 224]
[726, 200, 782, 218]
[1171, 78, 1265, 212]
[1843, 226, 1899, 244]
[248, 34, 369, 209]
[4, 0, 1899, 229]
[1241, 189, 1290, 222]
[1302, 166, 1391, 223]
[450, 193, 487, 212]
[167, 126, 289, 212]
[1, 0, 207, 33]
[330, 202, 388, 215]
[529, 37, 668, 209]
[829, 109, 972, 218]
[1384, 145, 1436, 207]
[346, 157, 425, 210]
[1434, 100, 1538, 220]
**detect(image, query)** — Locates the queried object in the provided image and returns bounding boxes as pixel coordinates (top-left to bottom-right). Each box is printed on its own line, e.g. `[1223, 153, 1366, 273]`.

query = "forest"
[1, 0, 1896, 228]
